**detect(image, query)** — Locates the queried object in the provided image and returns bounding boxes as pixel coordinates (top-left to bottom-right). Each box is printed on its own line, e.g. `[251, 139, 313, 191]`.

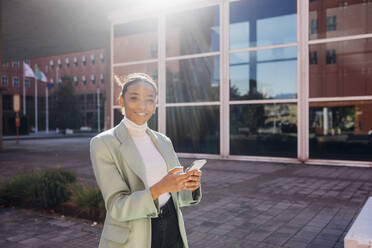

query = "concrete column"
[0, 0, 3, 150]
[323, 107, 328, 136]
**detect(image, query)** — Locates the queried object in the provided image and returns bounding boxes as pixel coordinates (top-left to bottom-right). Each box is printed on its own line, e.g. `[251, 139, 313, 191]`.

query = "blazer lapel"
[146, 129, 177, 172]
[114, 120, 149, 188]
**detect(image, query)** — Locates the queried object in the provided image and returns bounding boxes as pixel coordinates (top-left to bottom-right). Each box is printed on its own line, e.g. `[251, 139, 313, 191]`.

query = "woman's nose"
[137, 101, 146, 110]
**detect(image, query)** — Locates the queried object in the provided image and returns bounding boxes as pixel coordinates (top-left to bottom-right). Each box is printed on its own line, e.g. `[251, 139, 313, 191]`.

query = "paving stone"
[2, 138, 372, 247]
[263, 232, 293, 246]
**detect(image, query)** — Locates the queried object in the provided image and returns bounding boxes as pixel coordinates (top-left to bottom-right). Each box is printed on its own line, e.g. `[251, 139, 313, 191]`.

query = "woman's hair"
[114, 73, 158, 115]
[115, 73, 158, 98]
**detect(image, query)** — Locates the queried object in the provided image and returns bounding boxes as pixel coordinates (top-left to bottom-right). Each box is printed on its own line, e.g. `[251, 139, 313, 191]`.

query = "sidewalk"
[1, 137, 372, 247]
[3, 131, 98, 141]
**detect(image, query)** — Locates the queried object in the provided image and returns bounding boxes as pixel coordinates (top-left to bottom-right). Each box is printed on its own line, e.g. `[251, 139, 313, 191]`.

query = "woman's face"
[120, 81, 157, 125]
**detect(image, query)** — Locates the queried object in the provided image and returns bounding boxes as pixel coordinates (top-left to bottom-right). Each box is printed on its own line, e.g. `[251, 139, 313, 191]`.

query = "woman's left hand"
[184, 169, 202, 191]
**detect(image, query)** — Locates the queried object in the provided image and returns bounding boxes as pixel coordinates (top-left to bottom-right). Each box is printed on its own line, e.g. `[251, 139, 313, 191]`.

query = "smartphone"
[186, 159, 207, 172]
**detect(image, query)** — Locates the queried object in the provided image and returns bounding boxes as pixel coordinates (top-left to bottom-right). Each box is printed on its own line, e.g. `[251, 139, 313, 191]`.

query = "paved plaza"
[1, 138, 372, 247]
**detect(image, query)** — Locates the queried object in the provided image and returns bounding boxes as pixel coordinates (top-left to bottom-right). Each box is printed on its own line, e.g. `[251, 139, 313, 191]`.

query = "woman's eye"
[130, 97, 138, 100]
[147, 99, 154, 103]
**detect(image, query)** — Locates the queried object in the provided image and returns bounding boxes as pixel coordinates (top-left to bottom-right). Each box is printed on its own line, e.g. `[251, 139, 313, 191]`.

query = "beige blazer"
[90, 119, 202, 248]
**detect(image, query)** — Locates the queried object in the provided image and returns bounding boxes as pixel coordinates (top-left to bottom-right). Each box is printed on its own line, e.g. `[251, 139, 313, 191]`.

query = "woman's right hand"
[150, 167, 189, 200]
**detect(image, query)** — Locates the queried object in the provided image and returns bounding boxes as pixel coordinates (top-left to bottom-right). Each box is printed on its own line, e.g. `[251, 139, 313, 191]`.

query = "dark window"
[91, 55, 95, 65]
[2, 76, 8, 86]
[326, 16, 337, 31]
[2, 62, 8, 67]
[326, 49, 336, 64]
[91, 75, 95, 84]
[166, 106, 220, 154]
[309, 51, 318, 65]
[13, 77, 19, 88]
[74, 57, 78, 67]
[82, 56, 87, 66]
[230, 104, 297, 157]
[310, 19, 318, 35]
[3, 95, 13, 111]
[100, 53, 104, 63]
[65, 58, 70, 68]
[73, 76, 78, 86]
[100, 74, 104, 84]
[24, 78, 31, 88]
[87, 94, 95, 109]
[12, 61, 19, 68]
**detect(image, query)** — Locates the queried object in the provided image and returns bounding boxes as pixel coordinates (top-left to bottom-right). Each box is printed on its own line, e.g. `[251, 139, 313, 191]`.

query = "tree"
[51, 76, 82, 131]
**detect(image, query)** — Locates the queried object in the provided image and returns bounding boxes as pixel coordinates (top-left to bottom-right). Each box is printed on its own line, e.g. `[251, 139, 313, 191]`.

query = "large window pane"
[113, 19, 158, 63]
[309, 101, 372, 161]
[309, 1, 372, 40]
[309, 39, 372, 98]
[166, 56, 219, 103]
[113, 63, 158, 106]
[230, 103, 297, 157]
[230, 47, 297, 100]
[230, 0, 296, 49]
[114, 108, 158, 131]
[166, 106, 219, 154]
[166, 6, 219, 57]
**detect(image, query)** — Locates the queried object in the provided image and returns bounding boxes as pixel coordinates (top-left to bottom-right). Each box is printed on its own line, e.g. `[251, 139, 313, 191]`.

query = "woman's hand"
[184, 169, 202, 191]
[150, 167, 189, 200]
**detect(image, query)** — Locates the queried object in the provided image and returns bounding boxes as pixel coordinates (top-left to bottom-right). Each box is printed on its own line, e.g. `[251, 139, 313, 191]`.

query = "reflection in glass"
[230, 47, 297, 100]
[166, 56, 219, 103]
[230, 103, 297, 157]
[166, 106, 219, 154]
[113, 63, 158, 105]
[114, 108, 158, 131]
[309, 39, 372, 98]
[230, 0, 296, 49]
[309, 101, 372, 161]
[309, 0, 372, 40]
[166, 6, 219, 57]
[113, 19, 158, 63]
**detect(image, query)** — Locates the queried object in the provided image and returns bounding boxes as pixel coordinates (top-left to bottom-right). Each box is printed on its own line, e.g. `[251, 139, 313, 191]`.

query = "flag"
[23, 62, 36, 78]
[47, 82, 54, 90]
[45, 71, 54, 90]
[35, 66, 48, 82]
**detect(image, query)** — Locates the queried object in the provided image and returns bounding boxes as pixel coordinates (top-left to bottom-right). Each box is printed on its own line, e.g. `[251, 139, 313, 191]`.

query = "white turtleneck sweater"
[123, 117, 170, 207]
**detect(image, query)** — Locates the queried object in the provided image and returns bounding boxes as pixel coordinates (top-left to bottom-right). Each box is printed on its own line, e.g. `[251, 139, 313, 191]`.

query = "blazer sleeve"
[166, 138, 202, 207]
[90, 136, 159, 222]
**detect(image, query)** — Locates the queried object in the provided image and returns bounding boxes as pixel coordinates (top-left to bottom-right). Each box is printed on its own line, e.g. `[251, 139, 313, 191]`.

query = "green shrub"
[34, 169, 76, 208]
[0, 169, 76, 209]
[69, 183, 106, 221]
[0, 173, 42, 207]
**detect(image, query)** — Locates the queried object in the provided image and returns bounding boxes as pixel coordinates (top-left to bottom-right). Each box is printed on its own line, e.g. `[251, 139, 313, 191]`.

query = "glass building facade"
[109, 0, 372, 166]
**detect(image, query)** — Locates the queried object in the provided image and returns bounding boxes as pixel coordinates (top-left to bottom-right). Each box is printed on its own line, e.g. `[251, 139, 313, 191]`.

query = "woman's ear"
[119, 96, 126, 116]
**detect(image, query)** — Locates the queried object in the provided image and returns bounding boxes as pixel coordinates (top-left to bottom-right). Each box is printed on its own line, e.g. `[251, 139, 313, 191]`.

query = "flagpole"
[34, 64, 38, 133]
[56, 66, 59, 84]
[23, 62, 26, 115]
[45, 65, 49, 133]
[97, 87, 101, 132]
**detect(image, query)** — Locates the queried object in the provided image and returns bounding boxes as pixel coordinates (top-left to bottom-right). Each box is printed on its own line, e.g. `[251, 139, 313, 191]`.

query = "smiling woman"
[90, 73, 203, 248]
[117, 73, 158, 125]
